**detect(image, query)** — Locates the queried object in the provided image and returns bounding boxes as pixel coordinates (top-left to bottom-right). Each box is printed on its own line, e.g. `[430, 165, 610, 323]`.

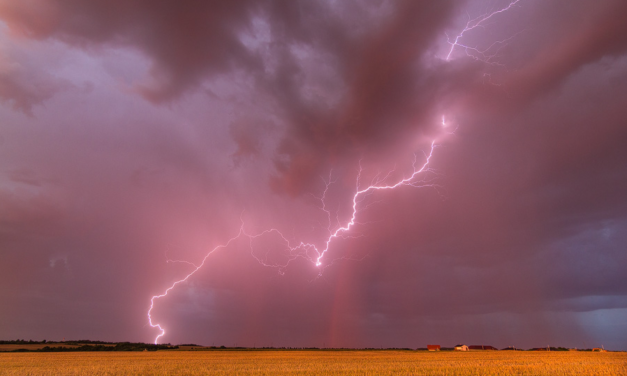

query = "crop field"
[1, 350, 625, 375]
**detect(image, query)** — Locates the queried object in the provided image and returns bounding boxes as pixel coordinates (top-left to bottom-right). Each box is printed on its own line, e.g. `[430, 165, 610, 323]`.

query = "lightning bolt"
[148, 227, 248, 344]
[446, 0, 522, 61]
[147, 0, 524, 345]
[313, 140, 436, 266]
[147, 139, 438, 343]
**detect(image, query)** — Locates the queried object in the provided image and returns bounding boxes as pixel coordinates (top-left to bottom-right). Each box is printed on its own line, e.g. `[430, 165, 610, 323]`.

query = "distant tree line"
[0, 339, 116, 345]
[1, 340, 50, 344]
[4, 341, 177, 352]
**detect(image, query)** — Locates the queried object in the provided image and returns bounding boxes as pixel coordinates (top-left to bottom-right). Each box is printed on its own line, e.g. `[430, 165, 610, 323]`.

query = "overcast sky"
[1, 0, 626, 350]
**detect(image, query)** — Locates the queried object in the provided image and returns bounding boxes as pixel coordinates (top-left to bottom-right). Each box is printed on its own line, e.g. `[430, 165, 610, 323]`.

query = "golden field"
[1, 350, 626, 375]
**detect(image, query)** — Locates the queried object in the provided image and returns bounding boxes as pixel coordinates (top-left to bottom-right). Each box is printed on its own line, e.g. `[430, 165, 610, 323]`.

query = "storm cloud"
[1, 0, 626, 350]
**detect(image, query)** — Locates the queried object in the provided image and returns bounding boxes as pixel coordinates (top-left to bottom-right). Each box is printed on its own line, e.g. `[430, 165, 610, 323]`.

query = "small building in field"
[592, 348, 607, 352]
[454, 344, 468, 351]
[427, 345, 441, 351]
[468, 345, 497, 351]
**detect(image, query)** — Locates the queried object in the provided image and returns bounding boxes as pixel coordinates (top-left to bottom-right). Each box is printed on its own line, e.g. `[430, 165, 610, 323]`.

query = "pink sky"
[1, 0, 627, 349]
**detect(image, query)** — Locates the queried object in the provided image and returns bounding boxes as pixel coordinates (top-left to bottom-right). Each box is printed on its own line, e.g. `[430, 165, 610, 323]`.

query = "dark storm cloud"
[0, 0, 460, 192]
[0, 0, 263, 102]
[266, 0, 627, 197]
[269, 1, 460, 195]
[501, 0, 627, 107]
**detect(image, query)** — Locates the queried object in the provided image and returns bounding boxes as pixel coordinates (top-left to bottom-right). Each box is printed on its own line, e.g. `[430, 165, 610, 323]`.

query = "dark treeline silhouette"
[2, 340, 176, 352]
[1, 339, 117, 345]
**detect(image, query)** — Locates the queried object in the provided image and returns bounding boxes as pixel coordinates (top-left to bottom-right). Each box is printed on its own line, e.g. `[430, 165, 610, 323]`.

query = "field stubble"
[1, 350, 626, 375]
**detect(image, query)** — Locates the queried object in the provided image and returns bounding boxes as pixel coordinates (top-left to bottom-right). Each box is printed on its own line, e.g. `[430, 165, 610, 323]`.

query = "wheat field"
[1, 350, 625, 375]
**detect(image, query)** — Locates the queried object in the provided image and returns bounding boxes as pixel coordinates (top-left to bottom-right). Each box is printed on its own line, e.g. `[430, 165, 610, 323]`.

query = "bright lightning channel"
[313, 140, 436, 266]
[446, 0, 521, 61]
[147, 139, 438, 344]
[148, 228, 247, 344]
